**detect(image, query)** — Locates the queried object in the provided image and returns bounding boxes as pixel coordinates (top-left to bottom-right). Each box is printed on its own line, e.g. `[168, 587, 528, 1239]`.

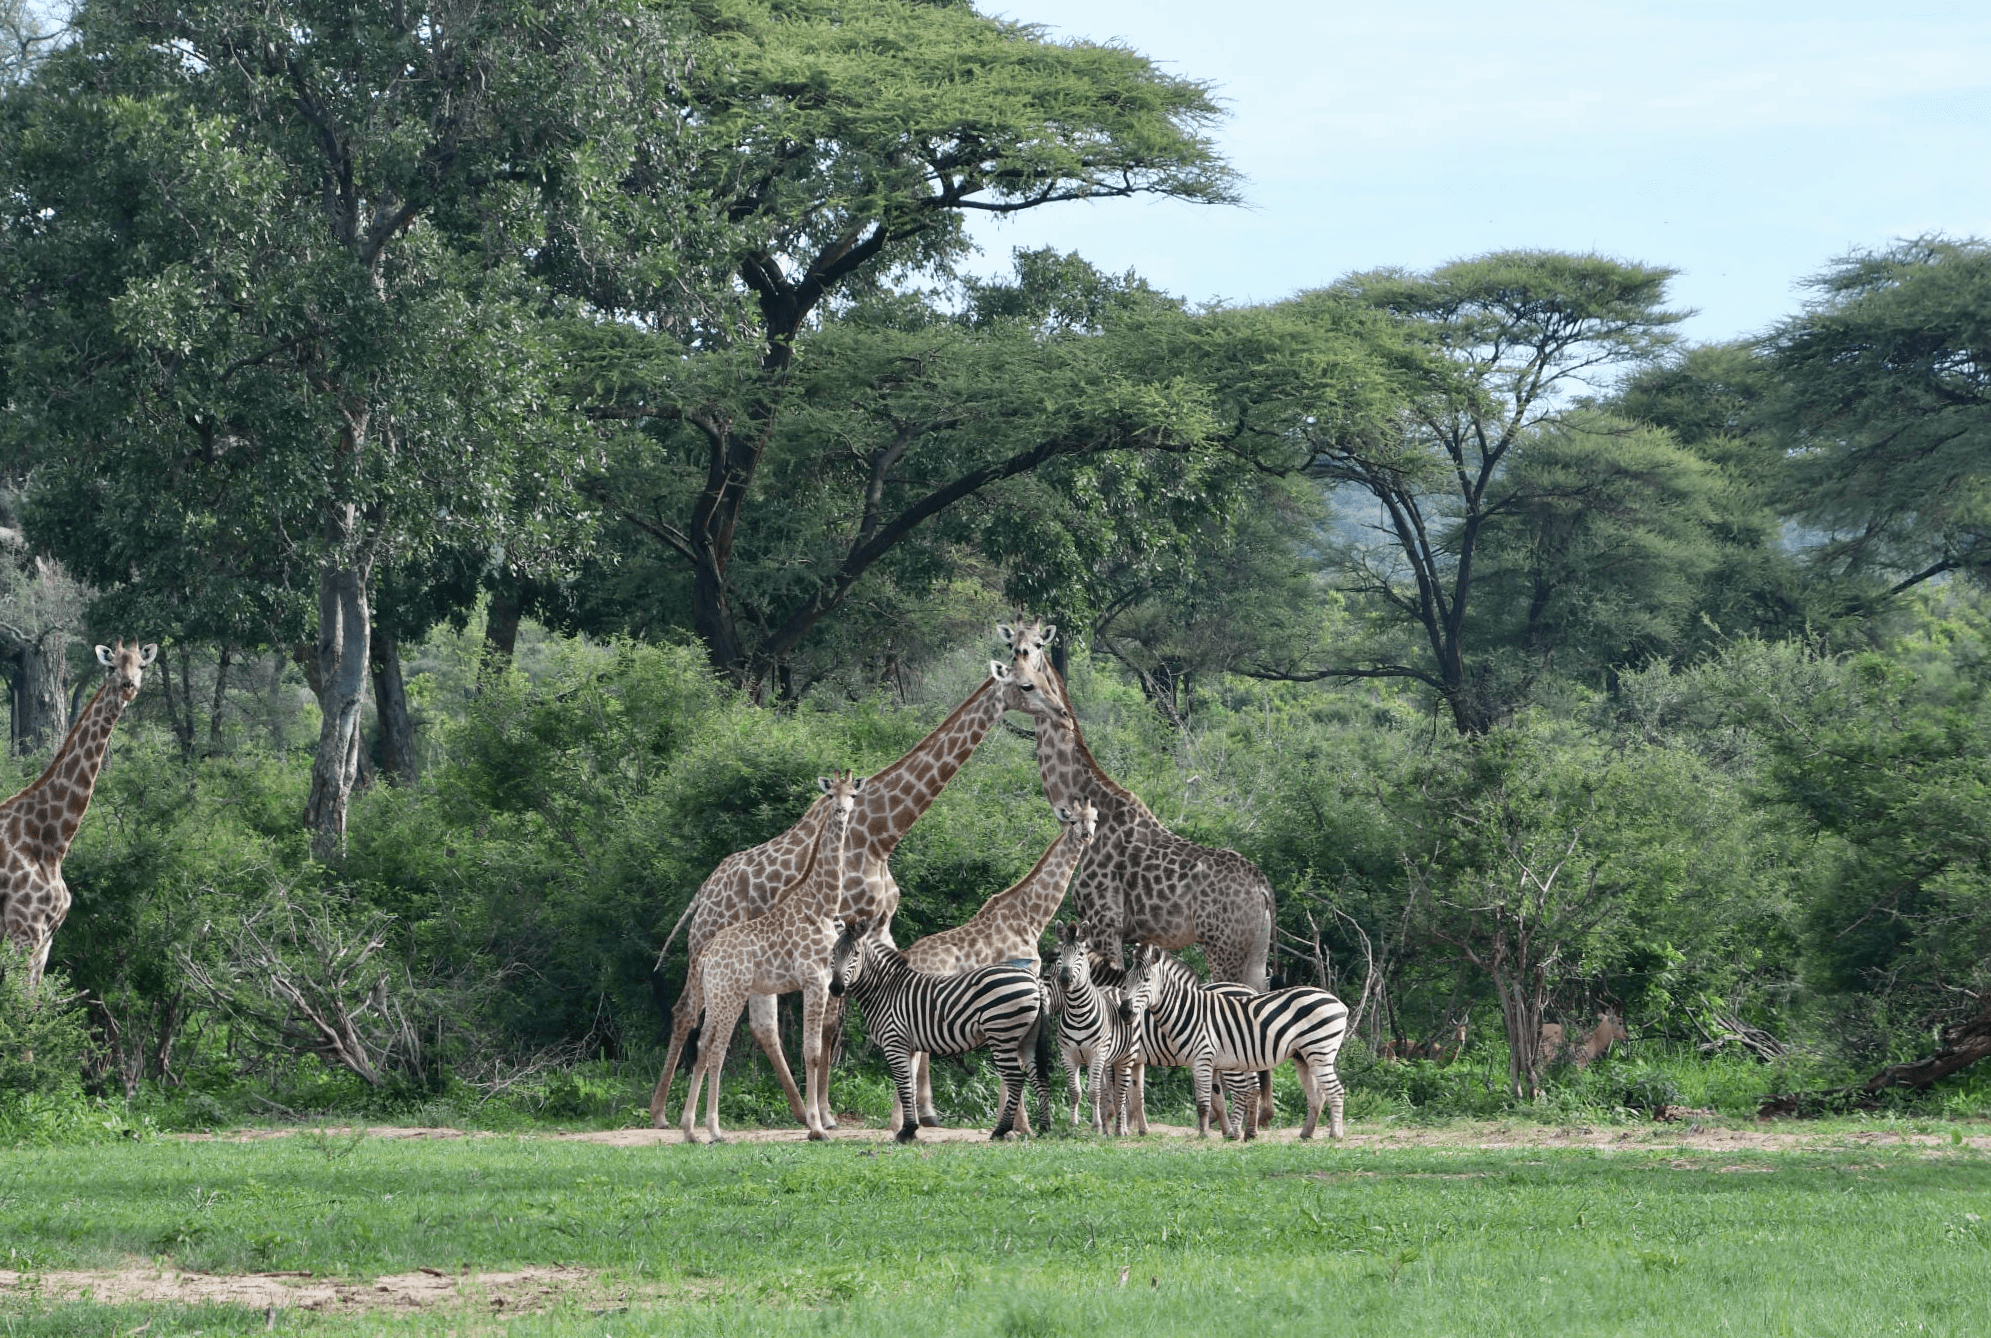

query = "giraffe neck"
[1030, 692, 1161, 843]
[850, 677, 1008, 858]
[983, 826, 1090, 932]
[784, 805, 853, 924]
[3, 680, 128, 865]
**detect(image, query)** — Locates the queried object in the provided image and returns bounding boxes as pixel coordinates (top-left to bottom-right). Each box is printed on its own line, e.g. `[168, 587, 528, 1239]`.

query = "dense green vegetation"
[0, 0, 1988, 1143]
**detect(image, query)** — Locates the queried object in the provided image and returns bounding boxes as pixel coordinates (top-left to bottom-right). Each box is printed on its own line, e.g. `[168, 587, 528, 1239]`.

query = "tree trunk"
[304, 504, 374, 862]
[1489, 926, 1551, 1101]
[1861, 993, 1991, 1094]
[206, 647, 231, 757]
[7, 632, 68, 756]
[482, 583, 522, 671]
[370, 623, 417, 783]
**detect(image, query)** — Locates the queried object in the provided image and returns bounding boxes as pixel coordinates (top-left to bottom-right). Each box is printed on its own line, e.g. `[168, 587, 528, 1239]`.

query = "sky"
[963, 1, 1991, 346]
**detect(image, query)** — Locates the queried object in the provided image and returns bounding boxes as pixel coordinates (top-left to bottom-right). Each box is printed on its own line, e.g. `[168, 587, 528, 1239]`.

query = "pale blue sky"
[964, 1, 1991, 345]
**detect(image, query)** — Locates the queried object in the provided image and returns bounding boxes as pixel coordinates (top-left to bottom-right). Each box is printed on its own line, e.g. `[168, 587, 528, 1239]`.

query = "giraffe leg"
[915, 1050, 940, 1126]
[1128, 1057, 1148, 1135]
[817, 996, 842, 1130]
[746, 992, 809, 1126]
[695, 994, 749, 1144]
[800, 988, 828, 1140]
[650, 974, 702, 1128]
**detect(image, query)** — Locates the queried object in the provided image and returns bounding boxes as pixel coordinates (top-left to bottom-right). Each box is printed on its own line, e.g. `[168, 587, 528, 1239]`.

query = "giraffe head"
[1056, 798, 1099, 848]
[817, 769, 864, 818]
[829, 914, 875, 997]
[997, 616, 1071, 710]
[94, 640, 158, 703]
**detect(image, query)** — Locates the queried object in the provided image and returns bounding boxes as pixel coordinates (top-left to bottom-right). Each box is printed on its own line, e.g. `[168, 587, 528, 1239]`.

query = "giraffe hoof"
[807, 1129, 829, 1141]
[822, 1115, 839, 1130]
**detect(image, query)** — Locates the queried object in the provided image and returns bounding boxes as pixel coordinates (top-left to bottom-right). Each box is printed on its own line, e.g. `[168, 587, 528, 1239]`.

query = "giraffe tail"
[650, 896, 699, 1030]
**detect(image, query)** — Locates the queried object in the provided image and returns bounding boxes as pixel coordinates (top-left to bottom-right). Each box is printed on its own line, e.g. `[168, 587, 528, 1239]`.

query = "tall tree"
[582, 0, 1238, 694]
[1762, 236, 1991, 602]
[0, 0, 695, 856]
[1255, 252, 1688, 733]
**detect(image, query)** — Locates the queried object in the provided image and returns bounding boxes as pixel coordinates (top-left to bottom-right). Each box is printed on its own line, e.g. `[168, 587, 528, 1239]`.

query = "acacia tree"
[1763, 236, 1991, 601]
[1259, 252, 1687, 733]
[582, 0, 1239, 695]
[0, 0, 695, 856]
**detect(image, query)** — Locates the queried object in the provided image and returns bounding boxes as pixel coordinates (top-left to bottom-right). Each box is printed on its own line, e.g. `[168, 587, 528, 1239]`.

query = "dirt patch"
[167, 1118, 1991, 1155]
[177, 1126, 497, 1143]
[0, 1265, 596, 1313]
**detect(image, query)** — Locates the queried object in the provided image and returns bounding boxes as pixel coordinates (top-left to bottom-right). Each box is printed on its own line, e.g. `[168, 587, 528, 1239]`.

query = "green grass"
[2, 1127, 1988, 1336]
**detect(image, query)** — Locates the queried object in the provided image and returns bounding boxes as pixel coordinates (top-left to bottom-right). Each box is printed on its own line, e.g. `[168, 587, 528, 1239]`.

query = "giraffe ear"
[1055, 805, 1072, 823]
[817, 776, 833, 794]
[989, 659, 1012, 683]
[139, 644, 159, 665]
[95, 645, 114, 666]
[1041, 624, 1057, 646]
[848, 774, 865, 793]
[997, 623, 1017, 646]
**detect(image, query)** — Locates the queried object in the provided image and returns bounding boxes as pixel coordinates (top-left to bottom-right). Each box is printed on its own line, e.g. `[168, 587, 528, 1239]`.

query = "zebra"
[1089, 948, 1260, 1137]
[1123, 943, 1349, 1140]
[830, 919, 1052, 1143]
[1047, 922, 1145, 1134]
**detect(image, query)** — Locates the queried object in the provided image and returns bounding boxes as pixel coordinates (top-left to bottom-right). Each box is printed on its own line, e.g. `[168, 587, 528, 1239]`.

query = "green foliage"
[1765, 236, 1991, 593]
[0, 950, 89, 1097]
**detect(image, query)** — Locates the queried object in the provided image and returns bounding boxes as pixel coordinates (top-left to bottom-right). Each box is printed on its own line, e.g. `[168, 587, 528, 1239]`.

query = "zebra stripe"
[1127, 945, 1349, 1140]
[1049, 926, 1140, 1134]
[833, 928, 1050, 1143]
[1090, 952, 1264, 1135]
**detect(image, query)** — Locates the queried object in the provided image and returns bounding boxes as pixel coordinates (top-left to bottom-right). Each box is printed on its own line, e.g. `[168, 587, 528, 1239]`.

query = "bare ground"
[173, 1118, 1991, 1153]
[0, 1265, 604, 1313]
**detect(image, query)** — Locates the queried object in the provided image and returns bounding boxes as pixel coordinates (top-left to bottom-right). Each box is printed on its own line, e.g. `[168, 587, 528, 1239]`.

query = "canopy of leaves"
[1764, 236, 1991, 596]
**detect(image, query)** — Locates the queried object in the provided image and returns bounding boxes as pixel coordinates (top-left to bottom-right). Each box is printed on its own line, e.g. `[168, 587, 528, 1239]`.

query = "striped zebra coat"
[832, 924, 1051, 1142]
[1126, 944, 1349, 1140]
[1091, 951, 1260, 1136]
[1048, 923, 1142, 1134]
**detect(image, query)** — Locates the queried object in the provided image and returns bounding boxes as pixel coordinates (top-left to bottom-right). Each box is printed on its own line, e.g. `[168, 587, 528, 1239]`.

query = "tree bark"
[206, 647, 231, 757]
[6, 632, 68, 756]
[1861, 994, 1991, 1094]
[303, 502, 375, 862]
[482, 583, 523, 671]
[370, 623, 417, 783]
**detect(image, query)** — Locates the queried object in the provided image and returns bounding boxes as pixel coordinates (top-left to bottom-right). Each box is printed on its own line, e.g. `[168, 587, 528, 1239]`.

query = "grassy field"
[2, 1120, 1989, 1337]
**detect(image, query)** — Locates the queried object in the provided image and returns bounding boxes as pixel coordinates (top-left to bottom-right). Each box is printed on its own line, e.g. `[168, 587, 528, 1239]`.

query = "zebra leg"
[990, 1041, 1027, 1140]
[1060, 1039, 1084, 1125]
[885, 1042, 921, 1144]
[1303, 1044, 1346, 1139]
[1087, 1049, 1109, 1133]
[746, 992, 810, 1126]
[1193, 1058, 1215, 1138]
[1030, 1015, 1053, 1136]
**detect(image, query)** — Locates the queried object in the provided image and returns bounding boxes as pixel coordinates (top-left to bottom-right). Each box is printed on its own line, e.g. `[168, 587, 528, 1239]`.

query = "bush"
[0, 948, 91, 1097]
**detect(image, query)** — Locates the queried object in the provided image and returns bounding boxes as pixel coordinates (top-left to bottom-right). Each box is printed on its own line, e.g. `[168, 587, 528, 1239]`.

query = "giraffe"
[0, 640, 156, 990]
[998, 617, 1279, 1120]
[895, 798, 1097, 1129]
[663, 770, 862, 1143]
[648, 642, 1070, 1129]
